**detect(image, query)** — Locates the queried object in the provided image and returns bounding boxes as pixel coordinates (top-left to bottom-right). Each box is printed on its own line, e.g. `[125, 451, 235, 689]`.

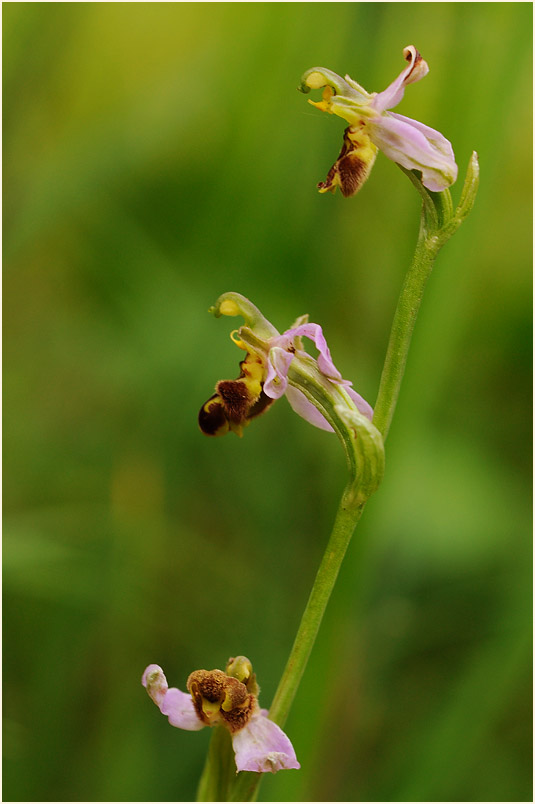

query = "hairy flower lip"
[142, 663, 300, 773]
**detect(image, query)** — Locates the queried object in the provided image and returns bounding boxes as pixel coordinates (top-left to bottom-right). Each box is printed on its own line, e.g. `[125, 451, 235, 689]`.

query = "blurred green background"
[3, 3, 532, 802]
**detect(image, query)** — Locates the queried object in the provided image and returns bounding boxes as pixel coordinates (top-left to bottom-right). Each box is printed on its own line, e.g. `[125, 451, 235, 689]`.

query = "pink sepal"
[285, 385, 334, 432]
[368, 112, 457, 191]
[373, 46, 429, 112]
[142, 664, 204, 731]
[232, 712, 301, 773]
[346, 386, 374, 421]
[281, 323, 342, 381]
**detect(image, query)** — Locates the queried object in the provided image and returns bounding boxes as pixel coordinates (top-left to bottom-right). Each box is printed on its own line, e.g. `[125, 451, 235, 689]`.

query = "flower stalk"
[227, 153, 479, 804]
[268, 486, 366, 727]
[373, 152, 479, 438]
[226, 490, 366, 803]
[197, 725, 235, 802]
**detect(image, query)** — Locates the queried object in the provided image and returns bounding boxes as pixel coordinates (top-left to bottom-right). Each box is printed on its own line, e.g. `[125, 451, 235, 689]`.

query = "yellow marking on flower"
[230, 329, 248, 351]
[199, 336, 274, 438]
[201, 698, 221, 718]
[239, 353, 265, 395]
[219, 299, 240, 317]
[318, 125, 377, 197]
[308, 86, 334, 113]
[221, 686, 249, 712]
[305, 71, 329, 90]
[198, 395, 231, 436]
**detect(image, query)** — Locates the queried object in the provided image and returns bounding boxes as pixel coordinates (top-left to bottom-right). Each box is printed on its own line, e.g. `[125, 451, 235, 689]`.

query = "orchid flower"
[198, 292, 373, 438]
[299, 45, 458, 196]
[142, 657, 300, 774]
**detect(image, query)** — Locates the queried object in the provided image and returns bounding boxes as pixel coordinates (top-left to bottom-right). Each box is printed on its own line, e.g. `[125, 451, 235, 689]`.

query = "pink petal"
[160, 688, 205, 731]
[231, 713, 300, 773]
[372, 45, 429, 112]
[142, 664, 204, 731]
[270, 324, 373, 431]
[142, 664, 169, 707]
[346, 386, 374, 421]
[285, 385, 334, 432]
[282, 323, 342, 381]
[264, 347, 294, 399]
[367, 113, 457, 190]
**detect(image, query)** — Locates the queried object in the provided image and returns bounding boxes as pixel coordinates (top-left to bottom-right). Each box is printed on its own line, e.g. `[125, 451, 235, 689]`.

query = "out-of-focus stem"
[372, 232, 437, 439]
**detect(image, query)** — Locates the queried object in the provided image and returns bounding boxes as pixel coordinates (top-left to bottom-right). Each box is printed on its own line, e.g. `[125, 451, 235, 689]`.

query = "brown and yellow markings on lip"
[187, 668, 257, 733]
[198, 351, 274, 437]
[318, 125, 377, 198]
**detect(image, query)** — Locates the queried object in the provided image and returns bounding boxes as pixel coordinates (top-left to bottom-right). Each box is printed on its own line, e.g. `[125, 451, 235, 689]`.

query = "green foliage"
[4, 3, 532, 801]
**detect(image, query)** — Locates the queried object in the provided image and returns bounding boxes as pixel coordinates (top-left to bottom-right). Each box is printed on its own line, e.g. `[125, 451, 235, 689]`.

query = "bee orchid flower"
[300, 45, 458, 196]
[142, 658, 300, 774]
[198, 292, 373, 438]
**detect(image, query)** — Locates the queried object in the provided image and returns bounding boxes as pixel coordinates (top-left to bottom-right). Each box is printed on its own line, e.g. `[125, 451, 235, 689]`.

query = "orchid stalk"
[227, 156, 478, 804]
[373, 153, 479, 438]
[141, 46, 478, 803]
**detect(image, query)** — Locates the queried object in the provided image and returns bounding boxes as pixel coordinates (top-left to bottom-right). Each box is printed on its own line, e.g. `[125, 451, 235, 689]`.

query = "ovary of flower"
[142, 663, 300, 774]
[300, 45, 458, 195]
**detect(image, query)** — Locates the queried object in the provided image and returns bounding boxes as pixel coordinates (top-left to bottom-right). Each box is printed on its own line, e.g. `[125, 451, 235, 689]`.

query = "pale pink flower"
[142, 664, 300, 774]
[301, 46, 458, 195]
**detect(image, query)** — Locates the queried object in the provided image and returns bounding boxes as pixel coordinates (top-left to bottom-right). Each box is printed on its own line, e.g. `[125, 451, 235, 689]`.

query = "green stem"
[229, 219, 443, 804]
[228, 489, 365, 802]
[268, 489, 365, 726]
[227, 159, 478, 802]
[197, 725, 235, 802]
[372, 229, 438, 440]
[228, 214, 435, 804]
[373, 154, 480, 440]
